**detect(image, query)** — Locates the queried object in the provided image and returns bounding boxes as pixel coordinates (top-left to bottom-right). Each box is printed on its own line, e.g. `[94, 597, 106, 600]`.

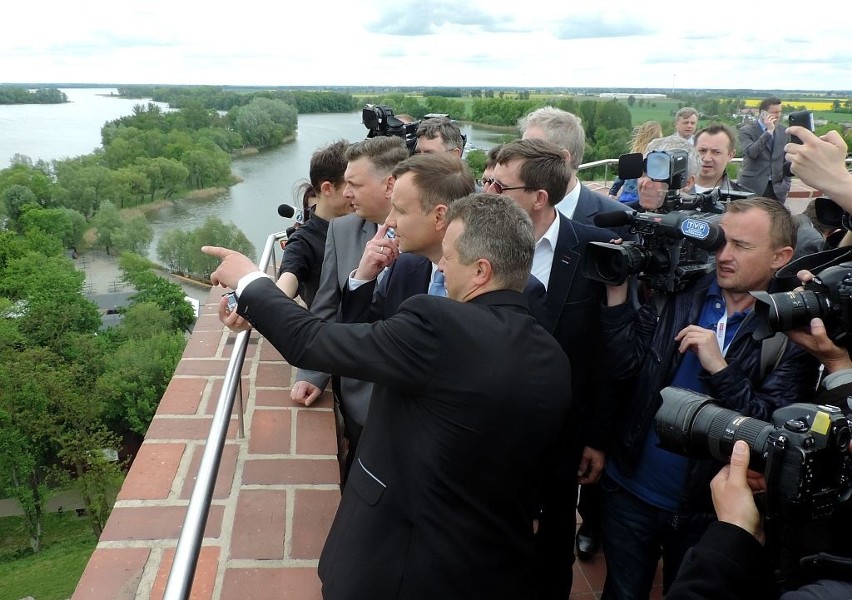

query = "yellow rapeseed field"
[742, 99, 838, 111]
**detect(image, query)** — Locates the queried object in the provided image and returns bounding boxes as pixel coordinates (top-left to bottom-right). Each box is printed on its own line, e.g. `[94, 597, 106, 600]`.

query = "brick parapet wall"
[72, 286, 339, 600]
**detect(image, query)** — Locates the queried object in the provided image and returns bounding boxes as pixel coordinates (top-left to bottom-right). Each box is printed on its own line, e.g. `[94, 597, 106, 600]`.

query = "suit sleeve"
[739, 124, 772, 160]
[241, 278, 441, 389]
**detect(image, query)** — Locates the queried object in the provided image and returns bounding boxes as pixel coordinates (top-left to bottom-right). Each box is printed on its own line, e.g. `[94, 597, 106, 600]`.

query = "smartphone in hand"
[787, 110, 814, 144]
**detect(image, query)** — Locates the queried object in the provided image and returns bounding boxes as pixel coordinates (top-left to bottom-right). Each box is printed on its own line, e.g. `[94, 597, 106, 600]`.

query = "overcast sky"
[4, 0, 851, 91]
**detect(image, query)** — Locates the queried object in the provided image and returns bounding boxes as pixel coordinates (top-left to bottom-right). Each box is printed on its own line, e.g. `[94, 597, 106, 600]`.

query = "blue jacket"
[601, 272, 821, 512]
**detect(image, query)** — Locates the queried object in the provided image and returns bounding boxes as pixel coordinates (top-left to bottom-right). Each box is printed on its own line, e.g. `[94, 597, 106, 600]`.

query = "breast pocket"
[350, 458, 387, 506]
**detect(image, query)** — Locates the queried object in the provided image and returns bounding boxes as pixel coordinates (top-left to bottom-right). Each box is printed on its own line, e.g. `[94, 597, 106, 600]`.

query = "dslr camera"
[656, 386, 852, 585]
[618, 150, 752, 214]
[582, 209, 725, 293]
[362, 104, 420, 154]
[751, 245, 852, 349]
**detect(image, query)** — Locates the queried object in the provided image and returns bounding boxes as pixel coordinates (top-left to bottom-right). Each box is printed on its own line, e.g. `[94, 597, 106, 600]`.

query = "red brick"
[193, 313, 227, 332]
[183, 330, 227, 359]
[207, 376, 250, 415]
[221, 567, 322, 600]
[242, 458, 340, 486]
[291, 489, 339, 559]
[117, 443, 185, 500]
[72, 547, 150, 600]
[146, 417, 237, 440]
[159, 377, 208, 415]
[255, 361, 292, 388]
[295, 410, 338, 455]
[149, 545, 219, 600]
[100, 505, 224, 541]
[230, 489, 287, 559]
[223, 333, 258, 360]
[258, 338, 284, 362]
[180, 443, 239, 499]
[249, 409, 292, 455]
[174, 358, 231, 377]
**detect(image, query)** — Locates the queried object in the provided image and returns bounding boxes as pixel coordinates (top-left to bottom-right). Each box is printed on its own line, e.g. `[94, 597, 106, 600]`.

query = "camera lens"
[655, 387, 776, 471]
[583, 243, 651, 285]
[752, 290, 830, 337]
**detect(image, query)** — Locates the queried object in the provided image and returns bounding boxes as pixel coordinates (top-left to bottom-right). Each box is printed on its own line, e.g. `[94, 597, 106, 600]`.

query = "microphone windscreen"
[594, 210, 632, 228]
[278, 204, 296, 218]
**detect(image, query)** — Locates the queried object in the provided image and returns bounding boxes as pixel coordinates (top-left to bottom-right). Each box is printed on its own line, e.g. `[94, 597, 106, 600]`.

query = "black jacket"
[277, 212, 329, 309]
[601, 272, 821, 512]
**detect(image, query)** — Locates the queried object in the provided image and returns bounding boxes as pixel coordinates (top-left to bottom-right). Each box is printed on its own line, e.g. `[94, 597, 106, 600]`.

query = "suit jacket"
[737, 120, 791, 201]
[573, 183, 634, 239]
[239, 279, 573, 600]
[296, 212, 377, 426]
[341, 253, 549, 326]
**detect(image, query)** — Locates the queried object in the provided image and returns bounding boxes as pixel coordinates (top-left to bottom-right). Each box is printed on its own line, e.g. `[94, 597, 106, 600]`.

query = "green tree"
[156, 228, 193, 274]
[118, 252, 196, 331]
[90, 200, 124, 255]
[1, 184, 38, 224]
[113, 215, 154, 256]
[18, 206, 87, 249]
[187, 217, 257, 281]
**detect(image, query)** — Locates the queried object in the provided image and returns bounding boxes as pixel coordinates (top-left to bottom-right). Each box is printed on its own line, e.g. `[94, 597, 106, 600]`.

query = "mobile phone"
[787, 110, 814, 144]
[223, 291, 238, 313]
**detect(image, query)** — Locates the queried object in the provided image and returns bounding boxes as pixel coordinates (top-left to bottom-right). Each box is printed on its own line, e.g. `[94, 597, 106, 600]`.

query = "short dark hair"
[392, 153, 475, 212]
[694, 124, 737, 153]
[495, 139, 571, 206]
[445, 193, 534, 291]
[759, 96, 783, 112]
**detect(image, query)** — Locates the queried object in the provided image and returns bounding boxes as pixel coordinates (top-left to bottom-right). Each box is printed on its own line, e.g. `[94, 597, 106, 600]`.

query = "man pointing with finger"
[203, 193, 573, 600]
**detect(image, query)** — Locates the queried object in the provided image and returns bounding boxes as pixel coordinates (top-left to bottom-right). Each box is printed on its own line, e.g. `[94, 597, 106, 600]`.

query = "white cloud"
[2, 0, 851, 90]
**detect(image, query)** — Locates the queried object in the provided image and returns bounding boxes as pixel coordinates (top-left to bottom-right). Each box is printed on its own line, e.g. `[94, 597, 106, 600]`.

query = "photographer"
[597, 196, 821, 599]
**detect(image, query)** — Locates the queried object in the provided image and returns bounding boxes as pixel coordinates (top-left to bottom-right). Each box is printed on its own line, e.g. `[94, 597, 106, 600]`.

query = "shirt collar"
[537, 210, 560, 250]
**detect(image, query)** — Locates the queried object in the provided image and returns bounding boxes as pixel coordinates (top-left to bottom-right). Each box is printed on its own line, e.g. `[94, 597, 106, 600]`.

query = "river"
[0, 87, 509, 262]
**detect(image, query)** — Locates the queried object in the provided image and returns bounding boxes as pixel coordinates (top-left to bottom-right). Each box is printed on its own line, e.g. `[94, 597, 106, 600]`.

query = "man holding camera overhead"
[597, 196, 821, 599]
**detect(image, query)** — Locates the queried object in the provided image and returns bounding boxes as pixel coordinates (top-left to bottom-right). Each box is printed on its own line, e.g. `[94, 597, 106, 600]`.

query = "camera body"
[362, 104, 420, 154]
[617, 151, 752, 214]
[656, 386, 852, 584]
[752, 254, 852, 349]
[582, 210, 725, 293]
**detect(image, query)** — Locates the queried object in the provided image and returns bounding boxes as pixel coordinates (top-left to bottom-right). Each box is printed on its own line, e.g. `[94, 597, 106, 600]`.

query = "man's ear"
[533, 189, 549, 210]
[771, 246, 795, 271]
[385, 175, 396, 198]
[472, 258, 493, 285]
[433, 204, 448, 230]
[320, 181, 335, 196]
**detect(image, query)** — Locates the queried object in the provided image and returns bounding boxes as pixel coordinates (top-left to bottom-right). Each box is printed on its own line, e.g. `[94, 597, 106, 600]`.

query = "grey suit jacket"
[567, 183, 633, 239]
[737, 120, 791, 202]
[295, 212, 377, 426]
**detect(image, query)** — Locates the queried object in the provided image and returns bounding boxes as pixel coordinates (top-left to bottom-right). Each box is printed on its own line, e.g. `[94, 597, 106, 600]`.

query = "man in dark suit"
[341, 153, 547, 326]
[204, 194, 573, 600]
[518, 106, 631, 238]
[738, 96, 792, 203]
[289, 136, 409, 481]
[490, 138, 617, 594]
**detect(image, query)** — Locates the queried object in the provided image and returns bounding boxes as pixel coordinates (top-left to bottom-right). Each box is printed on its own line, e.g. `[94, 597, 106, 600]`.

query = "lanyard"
[715, 310, 731, 357]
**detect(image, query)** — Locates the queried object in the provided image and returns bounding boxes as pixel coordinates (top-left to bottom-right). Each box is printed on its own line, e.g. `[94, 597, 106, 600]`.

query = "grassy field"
[0, 512, 97, 600]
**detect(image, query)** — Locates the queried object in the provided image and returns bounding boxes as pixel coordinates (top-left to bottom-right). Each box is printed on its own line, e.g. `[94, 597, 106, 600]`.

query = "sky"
[4, 0, 852, 91]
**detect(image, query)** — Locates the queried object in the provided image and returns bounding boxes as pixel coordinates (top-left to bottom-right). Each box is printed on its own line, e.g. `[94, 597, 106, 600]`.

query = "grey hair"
[445, 193, 534, 291]
[517, 106, 585, 169]
[416, 117, 466, 152]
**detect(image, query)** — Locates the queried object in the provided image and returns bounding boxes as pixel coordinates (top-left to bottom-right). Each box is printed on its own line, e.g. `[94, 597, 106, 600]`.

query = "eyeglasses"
[480, 177, 495, 187]
[488, 179, 534, 194]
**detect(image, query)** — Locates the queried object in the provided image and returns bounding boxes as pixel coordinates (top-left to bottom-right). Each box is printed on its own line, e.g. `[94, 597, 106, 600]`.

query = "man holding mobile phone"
[738, 96, 792, 204]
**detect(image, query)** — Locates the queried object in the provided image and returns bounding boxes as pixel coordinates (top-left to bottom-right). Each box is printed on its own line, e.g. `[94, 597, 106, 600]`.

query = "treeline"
[0, 227, 193, 550]
[0, 86, 68, 105]
[117, 85, 359, 113]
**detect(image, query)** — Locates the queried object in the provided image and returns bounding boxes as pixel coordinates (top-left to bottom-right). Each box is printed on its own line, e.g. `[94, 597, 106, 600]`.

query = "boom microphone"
[594, 210, 632, 229]
[277, 204, 296, 218]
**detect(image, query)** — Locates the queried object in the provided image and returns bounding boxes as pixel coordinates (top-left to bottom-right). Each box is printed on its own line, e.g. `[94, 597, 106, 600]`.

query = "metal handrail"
[163, 230, 288, 600]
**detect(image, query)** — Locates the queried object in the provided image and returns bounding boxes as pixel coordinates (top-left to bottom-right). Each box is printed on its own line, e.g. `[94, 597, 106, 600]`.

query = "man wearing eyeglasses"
[487, 138, 617, 598]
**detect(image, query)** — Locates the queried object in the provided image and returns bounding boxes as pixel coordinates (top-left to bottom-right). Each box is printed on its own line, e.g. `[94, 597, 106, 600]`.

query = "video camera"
[582, 209, 725, 293]
[751, 244, 852, 349]
[618, 151, 753, 213]
[362, 104, 420, 155]
[655, 386, 852, 586]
